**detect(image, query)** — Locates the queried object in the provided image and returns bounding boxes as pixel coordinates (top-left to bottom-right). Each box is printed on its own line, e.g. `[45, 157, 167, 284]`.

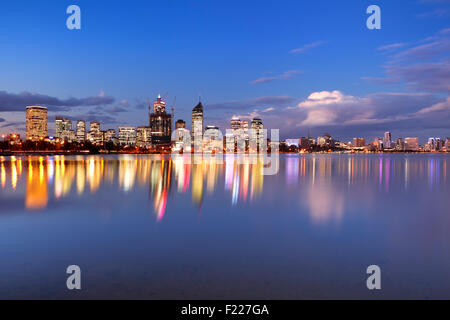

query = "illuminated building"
[104, 129, 117, 143]
[405, 137, 419, 151]
[55, 117, 72, 138]
[150, 94, 172, 144]
[203, 126, 222, 153]
[446, 138, 450, 152]
[88, 121, 103, 145]
[250, 118, 265, 152]
[136, 126, 152, 147]
[353, 138, 366, 148]
[383, 132, 392, 149]
[175, 120, 186, 129]
[118, 126, 137, 146]
[192, 100, 204, 150]
[61, 130, 76, 142]
[76, 120, 86, 142]
[317, 135, 332, 147]
[230, 117, 249, 152]
[26, 106, 47, 141]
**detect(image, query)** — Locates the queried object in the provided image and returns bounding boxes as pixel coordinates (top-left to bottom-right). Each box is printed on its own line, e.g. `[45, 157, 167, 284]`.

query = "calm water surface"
[0, 154, 449, 299]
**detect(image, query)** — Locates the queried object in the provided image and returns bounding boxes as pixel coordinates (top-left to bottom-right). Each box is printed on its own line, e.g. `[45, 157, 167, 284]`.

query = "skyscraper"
[192, 100, 204, 150]
[76, 120, 86, 142]
[250, 118, 265, 152]
[26, 106, 47, 141]
[88, 121, 103, 145]
[149, 94, 172, 144]
[383, 132, 392, 149]
[55, 117, 72, 138]
[136, 126, 152, 147]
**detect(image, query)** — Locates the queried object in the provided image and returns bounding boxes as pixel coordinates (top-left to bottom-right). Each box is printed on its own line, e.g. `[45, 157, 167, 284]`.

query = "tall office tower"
[230, 117, 241, 134]
[149, 94, 172, 144]
[89, 121, 103, 145]
[26, 106, 47, 141]
[192, 100, 204, 150]
[136, 126, 152, 147]
[405, 137, 420, 151]
[353, 138, 366, 148]
[175, 119, 186, 129]
[76, 120, 86, 142]
[250, 118, 265, 152]
[118, 126, 137, 146]
[55, 117, 72, 139]
[55, 117, 64, 137]
[240, 120, 249, 141]
[383, 132, 392, 149]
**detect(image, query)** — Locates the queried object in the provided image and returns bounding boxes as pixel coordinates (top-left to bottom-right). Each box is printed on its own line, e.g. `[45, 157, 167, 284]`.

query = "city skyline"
[0, 0, 449, 142]
[4, 98, 449, 150]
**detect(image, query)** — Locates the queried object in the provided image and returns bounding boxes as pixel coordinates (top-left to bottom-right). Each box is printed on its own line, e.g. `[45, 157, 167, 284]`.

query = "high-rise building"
[26, 106, 47, 141]
[136, 126, 152, 147]
[405, 137, 420, 151]
[445, 138, 450, 152]
[55, 117, 72, 138]
[150, 94, 172, 144]
[76, 120, 86, 142]
[230, 117, 249, 151]
[353, 138, 366, 148]
[250, 118, 265, 152]
[118, 126, 137, 146]
[383, 132, 392, 149]
[192, 100, 204, 150]
[88, 121, 103, 145]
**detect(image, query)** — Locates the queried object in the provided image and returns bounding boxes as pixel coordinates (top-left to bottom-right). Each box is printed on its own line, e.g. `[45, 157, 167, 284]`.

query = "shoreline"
[1, 151, 448, 157]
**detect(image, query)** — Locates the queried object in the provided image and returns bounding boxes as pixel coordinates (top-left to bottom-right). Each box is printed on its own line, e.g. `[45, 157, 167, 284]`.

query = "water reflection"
[0, 155, 447, 223]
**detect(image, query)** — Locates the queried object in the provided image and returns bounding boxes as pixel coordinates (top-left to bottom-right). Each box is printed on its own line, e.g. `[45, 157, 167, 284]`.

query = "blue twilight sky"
[0, 0, 449, 142]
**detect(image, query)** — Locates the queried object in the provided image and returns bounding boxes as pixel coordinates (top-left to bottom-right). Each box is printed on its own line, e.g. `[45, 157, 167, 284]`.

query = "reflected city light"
[0, 155, 447, 222]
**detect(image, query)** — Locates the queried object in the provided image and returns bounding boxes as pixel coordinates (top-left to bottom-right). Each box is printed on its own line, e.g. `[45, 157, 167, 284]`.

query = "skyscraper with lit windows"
[192, 100, 204, 150]
[150, 94, 172, 144]
[26, 106, 47, 141]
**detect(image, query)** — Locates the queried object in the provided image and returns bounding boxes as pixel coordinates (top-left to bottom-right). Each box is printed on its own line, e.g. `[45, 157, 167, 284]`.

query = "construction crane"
[171, 96, 176, 130]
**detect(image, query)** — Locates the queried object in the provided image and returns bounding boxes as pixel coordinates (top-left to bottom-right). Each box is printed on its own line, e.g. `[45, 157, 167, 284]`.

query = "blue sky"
[0, 0, 449, 142]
